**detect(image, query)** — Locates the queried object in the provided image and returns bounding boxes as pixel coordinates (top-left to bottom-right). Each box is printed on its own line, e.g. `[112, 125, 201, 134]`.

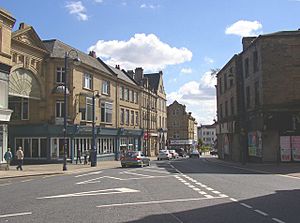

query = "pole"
[63, 52, 68, 171]
[91, 94, 97, 167]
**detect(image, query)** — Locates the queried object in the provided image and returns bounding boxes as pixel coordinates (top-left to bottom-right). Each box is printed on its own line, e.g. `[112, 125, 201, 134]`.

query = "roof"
[144, 72, 161, 91]
[109, 66, 137, 86]
[43, 39, 112, 75]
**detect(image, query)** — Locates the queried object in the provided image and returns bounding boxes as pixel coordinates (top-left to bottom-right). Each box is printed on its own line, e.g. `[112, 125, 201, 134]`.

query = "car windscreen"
[125, 152, 138, 158]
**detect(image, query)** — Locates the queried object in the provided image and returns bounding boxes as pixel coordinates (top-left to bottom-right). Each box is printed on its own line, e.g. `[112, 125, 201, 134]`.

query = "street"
[0, 157, 300, 223]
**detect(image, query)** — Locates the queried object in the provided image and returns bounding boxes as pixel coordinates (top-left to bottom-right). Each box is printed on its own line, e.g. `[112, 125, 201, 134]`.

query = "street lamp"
[63, 49, 80, 171]
[91, 90, 100, 167]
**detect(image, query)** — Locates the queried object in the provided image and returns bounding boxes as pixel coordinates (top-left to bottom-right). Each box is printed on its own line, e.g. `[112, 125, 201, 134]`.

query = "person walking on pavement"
[84, 149, 88, 165]
[16, 146, 24, 171]
[4, 148, 12, 170]
[76, 148, 82, 164]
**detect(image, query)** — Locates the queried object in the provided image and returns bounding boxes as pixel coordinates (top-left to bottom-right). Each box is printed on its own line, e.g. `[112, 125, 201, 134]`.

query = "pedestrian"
[84, 149, 88, 165]
[76, 148, 82, 164]
[4, 148, 12, 170]
[16, 146, 24, 171]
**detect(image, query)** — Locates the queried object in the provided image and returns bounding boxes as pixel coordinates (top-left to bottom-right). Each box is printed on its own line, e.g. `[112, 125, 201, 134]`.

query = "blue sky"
[2, 0, 300, 124]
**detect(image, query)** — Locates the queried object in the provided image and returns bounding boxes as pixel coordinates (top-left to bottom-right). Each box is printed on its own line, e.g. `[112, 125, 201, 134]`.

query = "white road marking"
[75, 171, 102, 178]
[240, 203, 253, 209]
[204, 195, 214, 198]
[272, 218, 286, 223]
[199, 191, 207, 195]
[219, 194, 228, 198]
[0, 212, 32, 218]
[0, 183, 12, 187]
[230, 198, 238, 202]
[21, 179, 33, 183]
[139, 168, 172, 174]
[37, 188, 139, 199]
[122, 171, 152, 177]
[96, 196, 225, 208]
[212, 191, 221, 194]
[254, 209, 268, 216]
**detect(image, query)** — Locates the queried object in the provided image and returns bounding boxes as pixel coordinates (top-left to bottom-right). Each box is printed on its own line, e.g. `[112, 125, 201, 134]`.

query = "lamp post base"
[90, 150, 97, 167]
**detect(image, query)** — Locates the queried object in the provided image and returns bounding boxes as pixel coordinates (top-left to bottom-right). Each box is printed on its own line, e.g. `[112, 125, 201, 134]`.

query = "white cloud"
[181, 68, 192, 74]
[167, 71, 217, 125]
[88, 33, 192, 71]
[140, 3, 160, 9]
[225, 20, 263, 37]
[65, 1, 88, 21]
[204, 56, 214, 64]
[94, 0, 103, 3]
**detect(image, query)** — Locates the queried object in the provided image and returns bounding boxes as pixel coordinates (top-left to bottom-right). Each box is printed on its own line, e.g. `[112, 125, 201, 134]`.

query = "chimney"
[127, 70, 134, 79]
[88, 51, 97, 58]
[19, 22, 30, 30]
[115, 64, 120, 70]
[134, 67, 144, 84]
[242, 37, 256, 50]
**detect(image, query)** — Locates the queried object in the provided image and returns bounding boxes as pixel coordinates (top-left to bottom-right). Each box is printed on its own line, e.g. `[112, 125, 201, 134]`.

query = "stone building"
[216, 30, 300, 163]
[198, 124, 217, 148]
[7, 23, 143, 163]
[167, 101, 197, 151]
[0, 8, 15, 166]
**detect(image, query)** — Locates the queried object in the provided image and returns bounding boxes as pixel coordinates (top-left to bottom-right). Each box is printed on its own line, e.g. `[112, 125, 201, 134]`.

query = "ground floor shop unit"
[8, 124, 143, 164]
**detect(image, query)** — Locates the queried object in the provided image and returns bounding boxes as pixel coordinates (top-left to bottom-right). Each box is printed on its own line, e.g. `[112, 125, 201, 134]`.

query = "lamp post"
[63, 49, 80, 171]
[91, 91, 100, 167]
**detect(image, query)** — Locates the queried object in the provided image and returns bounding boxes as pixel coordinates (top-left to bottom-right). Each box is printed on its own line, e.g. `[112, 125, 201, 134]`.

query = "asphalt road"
[0, 157, 300, 223]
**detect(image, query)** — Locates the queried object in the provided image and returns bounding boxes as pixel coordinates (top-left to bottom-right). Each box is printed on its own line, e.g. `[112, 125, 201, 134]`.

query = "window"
[56, 67, 65, 83]
[135, 111, 139, 126]
[120, 108, 124, 125]
[83, 73, 92, 89]
[253, 51, 258, 72]
[81, 97, 93, 121]
[101, 102, 113, 123]
[220, 104, 223, 119]
[255, 81, 260, 106]
[244, 58, 249, 78]
[102, 80, 110, 95]
[131, 90, 134, 103]
[246, 86, 251, 108]
[134, 92, 138, 103]
[9, 97, 29, 120]
[224, 73, 228, 91]
[56, 101, 64, 118]
[129, 90, 133, 102]
[131, 111, 134, 125]
[219, 77, 223, 95]
[125, 109, 129, 125]
[124, 88, 128, 101]
[230, 97, 234, 116]
[120, 86, 124, 100]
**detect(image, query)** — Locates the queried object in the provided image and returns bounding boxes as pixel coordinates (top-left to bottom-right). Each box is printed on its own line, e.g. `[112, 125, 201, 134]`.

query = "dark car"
[210, 150, 218, 156]
[189, 150, 200, 158]
[176, 148, 186, 157]
[121, 151, 150, 168]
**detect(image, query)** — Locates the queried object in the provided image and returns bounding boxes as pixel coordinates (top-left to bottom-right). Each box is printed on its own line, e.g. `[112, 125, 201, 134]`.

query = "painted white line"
[76, 176, 103, 185]
[96, 196, 225, 208]
[254, 209, 268, 216]
[240, 203, 252, 209]
[75, 171, 102, 178]
[184, 183, 190, 185]
[212, 191, 221, 194]
[193, 188, 201, 191]
[122, 171, 152, 177]
[0, 212, 32, 218]
[219, 194, 229, 198]
[206, 187, 214, 191]
[272, 218, 286, 223]
[0, 183, 12, 187]
[37, 188, 139, 199]
[188, 185, 195, 188]
[21, 179, 33, 183]
[199, 191, 207, 195]
[140, 169, 172, 174]
[230, 198, 238, 202]
[204, 195, 214, 198]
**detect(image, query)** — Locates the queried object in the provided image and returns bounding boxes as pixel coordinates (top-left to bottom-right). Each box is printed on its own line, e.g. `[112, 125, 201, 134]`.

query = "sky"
[2, 0, 300, 125]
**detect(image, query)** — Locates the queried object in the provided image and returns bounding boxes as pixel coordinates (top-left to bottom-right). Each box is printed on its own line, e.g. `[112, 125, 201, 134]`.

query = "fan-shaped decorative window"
[9, 69, 41, 100]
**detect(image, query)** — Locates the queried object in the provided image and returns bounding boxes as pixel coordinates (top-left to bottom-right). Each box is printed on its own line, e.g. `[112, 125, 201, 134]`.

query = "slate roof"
[108, 66, 137, 86]
[144, 72, 160, 91]
[43, 39, 113, 75]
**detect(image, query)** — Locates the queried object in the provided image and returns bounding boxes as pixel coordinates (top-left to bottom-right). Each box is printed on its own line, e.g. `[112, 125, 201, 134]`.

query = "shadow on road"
[125, 189, 300, 223]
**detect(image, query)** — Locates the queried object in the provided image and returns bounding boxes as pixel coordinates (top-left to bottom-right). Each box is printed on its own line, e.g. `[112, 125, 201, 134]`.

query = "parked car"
[168, 150, 179, 159]
[210, 149, 218, 156]
[157, 150, 172, 160]
[189, 150, 200, 158]
[176, 148, 186, 157]
[121, 151, 150, 167]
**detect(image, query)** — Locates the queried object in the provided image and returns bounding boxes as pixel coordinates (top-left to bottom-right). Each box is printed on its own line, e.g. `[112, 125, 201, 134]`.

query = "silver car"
[121, 151, 150, 168]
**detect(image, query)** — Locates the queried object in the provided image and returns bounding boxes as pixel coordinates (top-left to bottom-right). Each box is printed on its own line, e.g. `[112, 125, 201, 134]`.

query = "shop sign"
[248, 131, 262, 157]
[280, 136, 291, 162]
[292, 136, 300, 161]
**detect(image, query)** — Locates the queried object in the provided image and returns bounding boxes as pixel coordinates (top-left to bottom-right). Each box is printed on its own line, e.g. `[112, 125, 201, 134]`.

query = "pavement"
[1, 156, 300, 179]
